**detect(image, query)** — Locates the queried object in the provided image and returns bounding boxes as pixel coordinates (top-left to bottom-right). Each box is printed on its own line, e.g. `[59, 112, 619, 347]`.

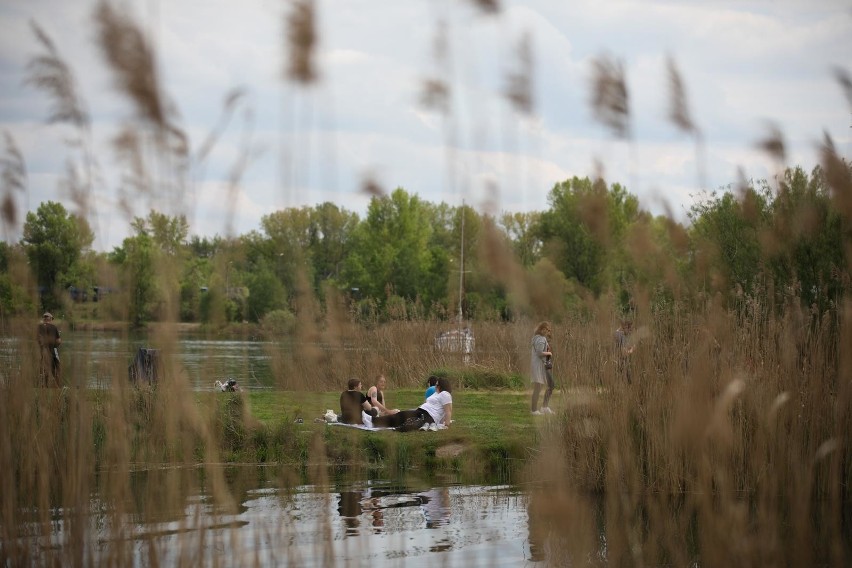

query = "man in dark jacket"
[37, 312, 62, 386]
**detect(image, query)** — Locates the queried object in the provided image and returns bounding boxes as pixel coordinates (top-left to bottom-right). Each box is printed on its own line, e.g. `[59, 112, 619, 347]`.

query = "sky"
[1, 0, 850, 252]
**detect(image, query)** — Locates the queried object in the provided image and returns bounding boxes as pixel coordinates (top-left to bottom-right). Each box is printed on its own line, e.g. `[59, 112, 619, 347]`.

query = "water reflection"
[0, 331, 281, 389]
[19, 466, 537, 566]
[335, 483, 453, 541]
[419, 487, 451, 529]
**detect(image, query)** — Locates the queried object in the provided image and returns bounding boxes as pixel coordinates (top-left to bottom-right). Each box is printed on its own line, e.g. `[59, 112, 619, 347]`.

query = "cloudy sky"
[1, 0, 850, 251]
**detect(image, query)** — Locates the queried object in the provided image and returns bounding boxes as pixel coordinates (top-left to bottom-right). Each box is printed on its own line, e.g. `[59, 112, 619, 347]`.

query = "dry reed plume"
[1, 3, 850, 567]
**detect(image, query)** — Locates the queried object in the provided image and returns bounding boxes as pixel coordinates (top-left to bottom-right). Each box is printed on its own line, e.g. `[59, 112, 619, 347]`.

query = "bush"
[261, 308, 296, 336]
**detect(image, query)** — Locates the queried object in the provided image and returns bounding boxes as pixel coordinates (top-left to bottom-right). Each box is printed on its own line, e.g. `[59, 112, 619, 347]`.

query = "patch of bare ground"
[435, 443, 466, 459]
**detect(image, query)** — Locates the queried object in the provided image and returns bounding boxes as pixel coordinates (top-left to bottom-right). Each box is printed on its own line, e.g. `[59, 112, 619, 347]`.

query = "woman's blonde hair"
[534, 321, 551, 336]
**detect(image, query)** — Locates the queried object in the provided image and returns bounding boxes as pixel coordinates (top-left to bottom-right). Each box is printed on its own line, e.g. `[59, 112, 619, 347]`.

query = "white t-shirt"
[420, 390, 452, 424]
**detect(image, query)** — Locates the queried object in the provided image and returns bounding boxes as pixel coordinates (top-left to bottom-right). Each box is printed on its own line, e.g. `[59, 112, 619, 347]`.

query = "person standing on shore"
[530, 321, 554, 415]
[37, 312, 62, 386]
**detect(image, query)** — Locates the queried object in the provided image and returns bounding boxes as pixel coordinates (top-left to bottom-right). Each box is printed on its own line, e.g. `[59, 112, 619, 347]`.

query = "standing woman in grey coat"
[530, 321, 554, 415]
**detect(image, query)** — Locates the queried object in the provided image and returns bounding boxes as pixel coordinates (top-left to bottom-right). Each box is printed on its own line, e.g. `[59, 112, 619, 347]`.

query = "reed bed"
[527, 296, 850, 566]
[2, 1, 851, 565]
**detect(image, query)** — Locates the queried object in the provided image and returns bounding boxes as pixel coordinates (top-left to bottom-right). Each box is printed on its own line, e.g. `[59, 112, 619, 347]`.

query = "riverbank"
[81, 387, 568, 482]
[238, 388, 548, 480]
[211, 388, 559, 481]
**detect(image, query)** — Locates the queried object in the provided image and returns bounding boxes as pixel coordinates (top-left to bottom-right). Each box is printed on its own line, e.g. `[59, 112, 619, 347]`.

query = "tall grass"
[2, 2, 850, 566]
[527, 294, 850, 566]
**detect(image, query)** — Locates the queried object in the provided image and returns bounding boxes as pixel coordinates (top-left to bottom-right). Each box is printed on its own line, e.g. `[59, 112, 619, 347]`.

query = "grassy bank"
[84, 386, 545, 481]
[236, 388, 541, 477]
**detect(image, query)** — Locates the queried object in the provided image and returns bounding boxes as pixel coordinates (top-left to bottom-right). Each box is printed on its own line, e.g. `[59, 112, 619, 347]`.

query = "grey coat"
[530, 334, 549, 385]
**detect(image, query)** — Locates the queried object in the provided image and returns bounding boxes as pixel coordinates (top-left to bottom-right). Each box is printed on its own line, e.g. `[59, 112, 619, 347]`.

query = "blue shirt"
[425, 385, 436, 400]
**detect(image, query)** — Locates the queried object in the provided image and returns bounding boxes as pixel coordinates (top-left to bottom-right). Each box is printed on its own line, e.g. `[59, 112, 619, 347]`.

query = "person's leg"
[373, 409, 418, 428]
[542, 371, 554, 409]
[531, 382, 542, 412]
[397, 408, 430, 432]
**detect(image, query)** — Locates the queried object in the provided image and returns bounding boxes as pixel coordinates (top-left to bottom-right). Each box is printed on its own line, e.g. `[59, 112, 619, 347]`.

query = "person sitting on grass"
[367, 374, 399, 416]
[339, 378, 377, 425]
[424, 375, 438, 400]
[373, 377, 453, 432]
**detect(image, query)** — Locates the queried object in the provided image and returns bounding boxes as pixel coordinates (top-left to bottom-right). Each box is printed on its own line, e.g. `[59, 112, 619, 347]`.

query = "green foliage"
[21, 200, 94, 310]
[246, 266, 286, 322]
[538, 177, 639, 295]
[344, 188, 439, 306]
[180, 256, 212, 321]
[689, 187, 768, 296]
[12, 162, 850, 325]
[766, 166, 847, 311]
[687, 165, 849, 311]
[131, 210, 189, 256]
[261, 308, 296, 336]
[501, 211, 542, 267]
[112, 233, 158, 327]
[0, 242, 34, 316]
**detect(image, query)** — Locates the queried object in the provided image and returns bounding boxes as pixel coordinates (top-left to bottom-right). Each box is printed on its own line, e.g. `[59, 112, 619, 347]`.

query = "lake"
[16, 465, 558, 567]
[0, 330, 281, 390]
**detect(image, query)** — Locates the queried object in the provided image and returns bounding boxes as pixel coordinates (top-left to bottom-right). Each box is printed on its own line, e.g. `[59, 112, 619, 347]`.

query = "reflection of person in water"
[337, 491, 363, 536]
[419, 487, 451, 529]
[363, 486, 385, 532]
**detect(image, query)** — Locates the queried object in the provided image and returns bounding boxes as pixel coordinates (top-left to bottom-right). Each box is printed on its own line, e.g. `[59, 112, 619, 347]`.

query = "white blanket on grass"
[327, 411, 394, 430]
[327, 412, 449, 431]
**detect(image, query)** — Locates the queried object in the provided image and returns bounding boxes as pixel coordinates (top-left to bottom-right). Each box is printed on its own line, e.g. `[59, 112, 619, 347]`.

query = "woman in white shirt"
[373, 377, 453, 431]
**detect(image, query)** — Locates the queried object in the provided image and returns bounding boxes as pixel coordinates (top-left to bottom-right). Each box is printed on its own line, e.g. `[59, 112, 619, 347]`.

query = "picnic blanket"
[327, 412, 394, 431]
[326, 411, 449, 431]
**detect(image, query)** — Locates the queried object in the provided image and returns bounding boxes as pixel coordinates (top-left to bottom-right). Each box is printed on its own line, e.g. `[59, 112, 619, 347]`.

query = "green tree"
[180, 256, 213, 321]
[0, 242, 35, 316]
[538, 177, 639, 295]
[246, 265, 287, 322]
[309, 202, 359, 290]
[688, 185, 770, 298]
[131, 210, 189, 256]
[21, 200, 94, 310]
[500, 211, 542, 267]
[110, 233, 157, 327]
[343, 188, 437, 308]
[188, 234, 223, 258]
[261, 207, 313, 294]
[764, 166, 845, 310]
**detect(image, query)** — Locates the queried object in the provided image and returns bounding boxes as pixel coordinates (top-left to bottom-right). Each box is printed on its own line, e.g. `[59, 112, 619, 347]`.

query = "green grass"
[201, 387, 555, 481]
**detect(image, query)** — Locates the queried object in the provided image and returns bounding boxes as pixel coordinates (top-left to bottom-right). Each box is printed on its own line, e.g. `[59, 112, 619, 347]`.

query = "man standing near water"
[37, 312, 61, 386]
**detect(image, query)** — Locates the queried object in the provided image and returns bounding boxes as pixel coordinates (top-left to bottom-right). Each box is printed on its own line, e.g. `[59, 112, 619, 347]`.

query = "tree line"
[1, 162, 849, 329]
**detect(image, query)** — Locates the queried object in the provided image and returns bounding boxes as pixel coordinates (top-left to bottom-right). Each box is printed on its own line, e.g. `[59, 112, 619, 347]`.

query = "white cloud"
[1, 0, 850, 251]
